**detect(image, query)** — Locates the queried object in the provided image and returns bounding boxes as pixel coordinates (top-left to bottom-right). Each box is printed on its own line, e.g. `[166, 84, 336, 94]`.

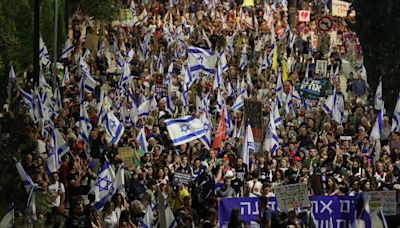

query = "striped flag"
[187, 46, 217, 75]
[375, 77, 384, 111]
[242, 123, 256, 166]
[79, 102, 92, 144]
[61, 67, 70, 87]
[39, 36, 51, 68]
[165, 116, 206, 146]
[392, 93, 400, 132]
[370, 109, 383, 140]
[0, 203, 13, 228]
[199, 112, 212, 150]
[47, 128, 69, 174]
[60, 37, 74, 59]
[213, 60, 224, 90]
[137, 127, 148, 153]
[9, 64, 16, 80]
[264, 111, 279, 154]
[90, 162, 115, 210]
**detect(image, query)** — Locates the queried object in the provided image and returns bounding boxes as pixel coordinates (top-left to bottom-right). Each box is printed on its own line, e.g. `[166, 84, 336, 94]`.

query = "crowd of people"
[2, 0, 400, 227]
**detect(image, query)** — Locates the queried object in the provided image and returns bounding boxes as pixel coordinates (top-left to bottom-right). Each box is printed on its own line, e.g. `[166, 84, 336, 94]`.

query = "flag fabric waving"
[165, 116, 206, 146]
[187, 46, 217, 75]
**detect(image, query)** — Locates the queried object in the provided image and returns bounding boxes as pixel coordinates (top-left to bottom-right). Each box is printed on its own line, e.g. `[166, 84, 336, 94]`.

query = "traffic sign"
[317, 16, 333, 32]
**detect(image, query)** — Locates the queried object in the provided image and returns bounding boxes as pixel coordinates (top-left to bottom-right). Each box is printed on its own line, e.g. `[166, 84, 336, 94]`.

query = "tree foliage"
[352, 0, 400, 114]
[81, 0, 119, 23]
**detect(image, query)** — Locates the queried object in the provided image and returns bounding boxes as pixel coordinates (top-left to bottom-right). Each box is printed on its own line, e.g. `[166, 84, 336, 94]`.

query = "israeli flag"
[242, 123, 256, 166]
[0, 203, 13, 228]
[90, 162, 115, 210]
[119, 63, 131, 86]
[138, 99, 151, 117]
[276, 70, 284, 105]
[391, 93, 400, 132]
[39, 72, 50, 88]
[322, 88, 344, 124]
[370, 109, 383, 140]
[39, 36, 51, 68]
[219, 50, 228, 72]
[104, 112, 125, 145]
[264, 111, 279, 154]
[158, 193, 177, 228]
[166, 79, 175, 115]
[15, 160, 37, 224]
[113, 164, 126, 197]
[115, 51, 126, 69]
[272, 100, 282, 127]
[375, 77, 384, 111]
[188, 46, 217, 75]
[120, 103, 132, 127]
[202, 29, 212, 49]
[213, 60, 224, 90]
[79, 103, 92, 144]
[19, 87, 36, 122]
[232, 93, 244, 111]
[227, 81, 235, 97]
[9, 64, 16, 80]
[165, 116, 206, 146]
[47, 128, 69, 174]
[61, 67, 70, 87]
[356, 197, 372, 228]
[165, 62, 174, 85]
[137, 127, 148, 153]
[60, 37, 74, 59]
[132, 8, 148, 27]
[142, 205, 154, 228]
[82, 73, 98, 93]
[216, 89, 223, 113]
[199, 112, 212, 150]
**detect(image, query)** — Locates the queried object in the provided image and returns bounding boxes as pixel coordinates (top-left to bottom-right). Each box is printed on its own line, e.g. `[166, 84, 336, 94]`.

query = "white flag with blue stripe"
[47, 128, 69, 174]
[322, 88, 344, 124]
[138, 98, 151, 117]
[375, 77, 384, 111]
[157, 50, 164, 75]
[219, 50, 228, 72]
[15, 160, 37, 224]
[142, 205, 154, 228]
[39, 36, 51, 68]
[188, 46, 217, 75]
[199, 112, 212, 150]
[165, 116, 206, 146]
[239, 45, 248, 70]
[60, 37, 74, 59]
[272, 100, 282, 127]
[232, 93, 244, 111]
[112, 164, 126, 197]
[104, 111, 125, 145]
[119, 63, 131, 87]
[264, 111, 279, 154]
[213, 60, 224, 90]
[242, 123, 256, 166]
[371, 208, 388, 228]
[276, 70, 284, 105]
[137, 127, 148, 153]
[79, 103, 92, 144]
[370, 109, 383, 140]
[392, 93, 400, 132]
[90, 161, 115, 210]
[61, 67, 70, 87]
[15, 160, 37, 193]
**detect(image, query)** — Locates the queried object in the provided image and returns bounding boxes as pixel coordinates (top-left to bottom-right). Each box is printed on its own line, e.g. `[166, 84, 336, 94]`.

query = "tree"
[352, 0, 400, 115]
[81, 0, 119, 23]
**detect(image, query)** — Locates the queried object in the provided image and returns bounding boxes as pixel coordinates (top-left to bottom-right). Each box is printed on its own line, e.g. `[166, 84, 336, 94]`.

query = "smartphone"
[321, 175, 326, 182]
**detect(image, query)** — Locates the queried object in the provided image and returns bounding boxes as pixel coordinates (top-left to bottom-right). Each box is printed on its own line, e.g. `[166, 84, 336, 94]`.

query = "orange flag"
[212, 109, 226, 149]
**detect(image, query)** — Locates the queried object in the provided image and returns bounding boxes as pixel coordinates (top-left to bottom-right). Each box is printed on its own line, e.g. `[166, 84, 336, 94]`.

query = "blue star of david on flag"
[197, 55, 204, 64]
[203, 123, 209, 131]
[95, 176, 112, 192]
[109, 120, 116, 128]
[180, 124, 190, 133]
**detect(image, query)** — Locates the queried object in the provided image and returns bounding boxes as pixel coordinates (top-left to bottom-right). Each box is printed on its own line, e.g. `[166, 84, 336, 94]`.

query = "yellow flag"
[281, 59, 288, 81]
[271, 41, 278, 72]
[242, 0, 254, 7]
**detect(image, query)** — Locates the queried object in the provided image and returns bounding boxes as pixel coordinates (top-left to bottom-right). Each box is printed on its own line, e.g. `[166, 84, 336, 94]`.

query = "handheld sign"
[274, 183, 310, 210]
[298, 10, 311, 22]
[317, 16, 333, 32]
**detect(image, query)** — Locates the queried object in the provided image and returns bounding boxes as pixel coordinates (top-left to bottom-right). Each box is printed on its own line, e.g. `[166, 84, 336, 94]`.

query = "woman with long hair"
[228, 208, 244, 228]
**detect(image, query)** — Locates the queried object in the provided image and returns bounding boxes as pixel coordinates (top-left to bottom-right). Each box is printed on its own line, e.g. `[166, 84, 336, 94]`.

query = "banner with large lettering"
[296, 78, 332, 100]
[218, 196, 356, 228]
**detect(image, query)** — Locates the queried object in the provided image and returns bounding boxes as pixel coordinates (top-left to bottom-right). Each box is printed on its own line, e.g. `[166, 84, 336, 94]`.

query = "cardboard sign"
[173, 171, 191, 186]
[118, 147, 134, 168]
[332, 0, 351, 17]
[274, 183, 310, 210]
[244, 99, 263, 143]
[298, 10, 311, 22]
[315, 60, 328, 77]
[364, 191, 396, 215]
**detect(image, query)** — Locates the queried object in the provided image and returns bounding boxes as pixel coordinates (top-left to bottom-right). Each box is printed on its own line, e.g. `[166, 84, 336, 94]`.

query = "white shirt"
[48, 181, 65, 207]
[103, 211, 118, 228]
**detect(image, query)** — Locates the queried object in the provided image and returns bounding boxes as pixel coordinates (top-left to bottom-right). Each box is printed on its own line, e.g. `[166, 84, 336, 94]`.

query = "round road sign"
[317, 16, 333, 32]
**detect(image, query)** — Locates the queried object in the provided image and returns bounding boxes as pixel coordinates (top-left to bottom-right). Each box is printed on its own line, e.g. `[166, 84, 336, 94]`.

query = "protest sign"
[315, 60, 328, 77]
[332, 0, 351, 17]
[296, 78, 332, 100]
[118, 147, 134, 168]
[219, 196, 356, 228]
[274, 183, 310, 210]
[364, 191, 396, 215]
[173, 171, 191, 186]
[244, 99, 263, 143]
[298, 10, 311, 22]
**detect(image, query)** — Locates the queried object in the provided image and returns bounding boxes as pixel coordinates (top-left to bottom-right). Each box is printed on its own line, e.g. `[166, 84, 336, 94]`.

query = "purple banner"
[218, 196, 356, 228]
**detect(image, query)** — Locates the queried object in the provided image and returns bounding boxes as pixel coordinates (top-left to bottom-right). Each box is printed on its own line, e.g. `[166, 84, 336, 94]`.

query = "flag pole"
[52, 0, 59, 91]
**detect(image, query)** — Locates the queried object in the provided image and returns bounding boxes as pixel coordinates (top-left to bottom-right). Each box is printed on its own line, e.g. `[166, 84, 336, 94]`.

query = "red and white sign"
[317, 16, 333, 32]
[298, 10, 310, 22]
